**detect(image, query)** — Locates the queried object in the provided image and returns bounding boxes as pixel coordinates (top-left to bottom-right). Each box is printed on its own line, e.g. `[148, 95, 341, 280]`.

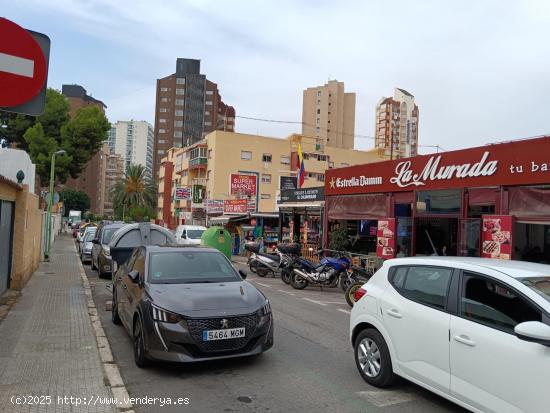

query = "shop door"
[458, 219, 481, 257]
[415, 217, 459, 256]
[0, 200, 15, 295]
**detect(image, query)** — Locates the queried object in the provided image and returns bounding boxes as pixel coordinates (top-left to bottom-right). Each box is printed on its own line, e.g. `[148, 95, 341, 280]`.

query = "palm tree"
[111, 164, 156, 220]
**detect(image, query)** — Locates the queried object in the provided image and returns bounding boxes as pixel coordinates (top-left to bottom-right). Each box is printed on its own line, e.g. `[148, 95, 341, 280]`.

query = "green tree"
[24, 123, 73, 186]
[111, 164, 156, 220]
[60, 188, 90, 216]
[328, 226, 350, 252]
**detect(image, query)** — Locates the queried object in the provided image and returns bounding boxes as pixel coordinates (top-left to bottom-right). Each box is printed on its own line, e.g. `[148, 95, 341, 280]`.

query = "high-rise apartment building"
[375, 88, 419, 159]
[103, 152, 124, 216]
[108, 120, 154, 178]
[152, 58, 235, 182]
[62, 84, 109, 216]
[302, 80, 356, 150]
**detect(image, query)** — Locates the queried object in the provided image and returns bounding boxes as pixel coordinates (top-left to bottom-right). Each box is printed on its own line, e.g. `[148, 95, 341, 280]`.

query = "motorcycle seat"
[258, 252, 280, 262]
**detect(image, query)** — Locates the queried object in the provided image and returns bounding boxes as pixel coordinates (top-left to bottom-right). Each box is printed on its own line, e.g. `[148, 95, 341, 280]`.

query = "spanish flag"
[297, 143, 305, 188]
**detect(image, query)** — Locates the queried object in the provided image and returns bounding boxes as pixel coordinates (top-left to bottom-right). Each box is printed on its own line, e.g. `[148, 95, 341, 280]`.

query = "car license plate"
[202, 328, 245, 341]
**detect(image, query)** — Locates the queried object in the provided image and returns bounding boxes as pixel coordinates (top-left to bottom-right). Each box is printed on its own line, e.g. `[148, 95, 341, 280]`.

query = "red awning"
[509, 187, 550, 220]
[326, 194, 386, 220]
[468, 188, 498, 205]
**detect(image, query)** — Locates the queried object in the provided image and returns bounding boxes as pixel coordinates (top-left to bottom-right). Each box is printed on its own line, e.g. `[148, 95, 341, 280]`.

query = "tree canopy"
[111, 164, 157, 221]
[60, 188, 90, 216]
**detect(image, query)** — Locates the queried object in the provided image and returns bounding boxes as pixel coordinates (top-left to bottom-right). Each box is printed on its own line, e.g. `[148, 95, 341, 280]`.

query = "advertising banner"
[279, 186, 324, 204]
[280, 176, 297, 190]
[377, 218, 396, 259]
[223, 199, 248, 214]
[481, 215, 513, 260]
[174, 187, 191, 200]
[192, 185, 205, 204]
[230, 174, 257, 196]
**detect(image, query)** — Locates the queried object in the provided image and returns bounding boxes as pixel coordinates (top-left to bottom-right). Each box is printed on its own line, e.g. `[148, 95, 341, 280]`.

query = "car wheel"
[91, 258, 97, 271]
[290, 272, 308, 290]
[345, 282, 363, 308]
[354, 329, 395, 387]
[111, 290, 121, 325]
[133, 316, 149, 368]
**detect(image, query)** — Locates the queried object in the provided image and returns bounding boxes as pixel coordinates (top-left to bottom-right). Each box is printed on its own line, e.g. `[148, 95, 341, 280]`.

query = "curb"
[75, 244, 134, 413]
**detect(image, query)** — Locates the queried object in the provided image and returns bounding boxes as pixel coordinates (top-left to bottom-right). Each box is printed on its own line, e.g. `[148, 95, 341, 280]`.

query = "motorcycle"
[246, 242, 300, 279]
[290, 251, 351, 290]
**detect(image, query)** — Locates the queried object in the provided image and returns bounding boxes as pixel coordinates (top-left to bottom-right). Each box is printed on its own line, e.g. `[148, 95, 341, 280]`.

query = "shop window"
[468, 204, 495, 219]
[416, 189, 461, 214]
[460, 272, 541, 333]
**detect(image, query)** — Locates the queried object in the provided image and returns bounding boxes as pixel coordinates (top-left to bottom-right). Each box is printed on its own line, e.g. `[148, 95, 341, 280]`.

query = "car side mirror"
[238, 269, 247, 280]
[127, 270, 140, 283]
[514, 321, 550, 346]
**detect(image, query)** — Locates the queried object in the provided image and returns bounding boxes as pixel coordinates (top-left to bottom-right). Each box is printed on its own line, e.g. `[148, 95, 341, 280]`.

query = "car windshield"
[148, 251, 240, 284]
[521, 277, 550, 304]
[186, 229, 204, 239]
[84, 231, 96, 241]
[102, 227, 121, 244]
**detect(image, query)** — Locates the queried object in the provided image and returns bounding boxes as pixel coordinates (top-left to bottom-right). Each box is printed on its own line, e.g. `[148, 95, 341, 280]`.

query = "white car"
[174, 225, 206, 246]
[350, 257, 550, 413]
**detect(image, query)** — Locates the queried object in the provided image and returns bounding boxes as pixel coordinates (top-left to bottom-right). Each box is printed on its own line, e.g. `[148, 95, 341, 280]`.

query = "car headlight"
[102, 245, 110, 257]
[151, 304, 183, 323]
[257, 301, 271, 326]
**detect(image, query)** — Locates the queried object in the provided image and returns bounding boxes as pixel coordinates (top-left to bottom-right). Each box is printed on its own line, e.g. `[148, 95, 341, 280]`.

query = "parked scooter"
[290, 251, 351, 290]
[246, 242, 300, 279]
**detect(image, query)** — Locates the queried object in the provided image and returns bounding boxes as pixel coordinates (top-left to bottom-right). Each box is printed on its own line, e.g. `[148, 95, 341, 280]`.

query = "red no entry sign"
[0, 18, 48, 107]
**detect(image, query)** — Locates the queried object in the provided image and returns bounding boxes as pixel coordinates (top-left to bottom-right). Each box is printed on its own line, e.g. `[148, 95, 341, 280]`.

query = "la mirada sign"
[326, 136, 550, 195]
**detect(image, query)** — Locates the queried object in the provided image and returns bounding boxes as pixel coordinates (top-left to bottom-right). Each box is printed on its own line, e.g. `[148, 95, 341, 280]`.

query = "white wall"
[0, 148, 36, 192]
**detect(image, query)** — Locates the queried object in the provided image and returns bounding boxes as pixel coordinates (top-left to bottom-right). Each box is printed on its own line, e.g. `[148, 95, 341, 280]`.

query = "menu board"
[481, 215, 513, 260]
[377, 218, 396, 259]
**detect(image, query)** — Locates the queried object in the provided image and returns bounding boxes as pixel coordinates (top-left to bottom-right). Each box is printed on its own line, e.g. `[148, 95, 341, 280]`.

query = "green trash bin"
[201, 226, 232, 259]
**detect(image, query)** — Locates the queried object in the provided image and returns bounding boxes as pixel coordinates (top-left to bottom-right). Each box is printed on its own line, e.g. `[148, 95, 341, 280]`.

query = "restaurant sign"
[326, 136, 550, 195]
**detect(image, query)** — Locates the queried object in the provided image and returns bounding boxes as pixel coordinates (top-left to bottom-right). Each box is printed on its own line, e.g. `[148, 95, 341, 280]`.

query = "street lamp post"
[44, 149, 66, 261]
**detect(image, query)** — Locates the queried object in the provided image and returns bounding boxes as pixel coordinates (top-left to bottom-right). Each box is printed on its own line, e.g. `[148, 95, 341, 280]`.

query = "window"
[390, 266, 453, 310]
[160, 108, 167, 113]
[208, 149, 212, 159]
[161, 97, 169, 102]
[261, 194, 271, 199]
[181, 169, 188, 177]
[158, 129, 166, 133]
[175, 99, 184, 106]
[262, 153, 272, 162]
[159, 118, 166, 123]
[317, 99, 321, 105]
[341, 162, 349, 167]
[280, 155, 290, 165]
[416, 189, 461, 214]
[460, 272, 541, 333]
[317, 90, 321, 97]
[174, 120, 183, 127]
[206, 90, 214, 95]
[176, 78, 185, 84]
[175, 110, 184, 117]
[316, 118, 320, 125]
[317, 109, 320, 114]
[207, 170, 211, 180]
[317, 174, 325, 182]
[174, 131, 182, 138]
[205, 111, 210, 115]
[158, 139, 166, 144]
[205, 100, 213, 106]
[158, 150, 165, 155]
[204, 121, 212, 126]
[241, 151, 252, 160]
[160, 87, 168, 92]
[261, 174, 271, 183]
[176, 88, 185, 95]
[316, 127, 320, 133]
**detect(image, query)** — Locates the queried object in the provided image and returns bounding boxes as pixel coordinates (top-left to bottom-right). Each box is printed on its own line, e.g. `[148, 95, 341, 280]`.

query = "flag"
[297, 143, 306, 188]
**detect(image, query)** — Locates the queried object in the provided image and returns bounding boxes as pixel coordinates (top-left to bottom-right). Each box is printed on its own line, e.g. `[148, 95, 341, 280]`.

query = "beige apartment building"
[157, 131, 385, 228]
[375, 88, 419, 159]
[103, 152, 124, 217]
[302, 80, 356, 150]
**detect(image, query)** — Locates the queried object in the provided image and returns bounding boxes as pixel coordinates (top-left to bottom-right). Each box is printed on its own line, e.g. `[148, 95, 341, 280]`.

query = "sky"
[4, 0, 550, 153]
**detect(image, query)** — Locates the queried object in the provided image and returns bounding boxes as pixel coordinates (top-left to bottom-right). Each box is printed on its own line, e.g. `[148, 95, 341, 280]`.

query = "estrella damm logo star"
[329, 177, 336, 189]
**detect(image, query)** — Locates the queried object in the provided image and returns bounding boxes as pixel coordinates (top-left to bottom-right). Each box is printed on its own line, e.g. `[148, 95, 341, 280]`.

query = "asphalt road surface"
[83, 256, 467, 413]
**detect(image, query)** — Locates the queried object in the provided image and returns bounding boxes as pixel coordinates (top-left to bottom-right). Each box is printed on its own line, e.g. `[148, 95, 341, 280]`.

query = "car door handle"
[453, 334, 476, 347]
[386, 308, 403, 319]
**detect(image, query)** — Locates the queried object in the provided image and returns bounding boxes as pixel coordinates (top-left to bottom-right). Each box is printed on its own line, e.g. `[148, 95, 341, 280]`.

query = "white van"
[174, 225, 207, 246]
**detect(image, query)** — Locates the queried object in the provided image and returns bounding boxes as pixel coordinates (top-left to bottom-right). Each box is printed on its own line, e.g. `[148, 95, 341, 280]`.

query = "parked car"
[350, 257, 550, 413]
[80, 230, 96, 264]
[91, 223, 126, 278]
[78, 225, 96, 254]
[112, 245, 273, 367]
[174, 225, 206, 246]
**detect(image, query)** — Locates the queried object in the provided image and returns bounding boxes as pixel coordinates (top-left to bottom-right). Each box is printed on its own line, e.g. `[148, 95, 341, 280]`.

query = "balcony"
[189, 157, 207, 169]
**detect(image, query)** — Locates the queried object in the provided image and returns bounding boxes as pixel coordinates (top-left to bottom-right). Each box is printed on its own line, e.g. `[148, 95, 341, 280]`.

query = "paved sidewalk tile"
[0, 235, 117, 413]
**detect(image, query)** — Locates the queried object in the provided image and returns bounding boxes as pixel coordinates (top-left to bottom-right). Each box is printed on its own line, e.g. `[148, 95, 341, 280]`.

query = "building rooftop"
[62, 84, 107, 108]
[395, 88, 414, 97]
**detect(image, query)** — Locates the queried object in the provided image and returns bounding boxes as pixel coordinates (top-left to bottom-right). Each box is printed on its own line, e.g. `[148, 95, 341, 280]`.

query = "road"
[83, 256, 466, 413]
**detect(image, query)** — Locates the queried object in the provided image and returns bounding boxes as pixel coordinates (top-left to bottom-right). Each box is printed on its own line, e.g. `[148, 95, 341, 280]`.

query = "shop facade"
[324, 136, 550, 263]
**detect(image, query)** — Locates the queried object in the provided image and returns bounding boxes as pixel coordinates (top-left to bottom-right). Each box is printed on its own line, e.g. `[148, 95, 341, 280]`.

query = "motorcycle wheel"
[257, 267, 269, 277]
[345, 282, 364, 308]
[249, 260, 258, 273]
[281, 269, 292, 284]
[290, 272, 308, 290]
[339, 274, 355, 292]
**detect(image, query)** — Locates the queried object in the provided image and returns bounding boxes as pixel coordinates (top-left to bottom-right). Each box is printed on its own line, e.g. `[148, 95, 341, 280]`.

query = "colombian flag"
[297, 143, 305, 188]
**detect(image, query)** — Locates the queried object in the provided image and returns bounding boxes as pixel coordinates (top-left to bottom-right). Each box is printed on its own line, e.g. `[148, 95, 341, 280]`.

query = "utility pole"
[44, 149, 66, 261]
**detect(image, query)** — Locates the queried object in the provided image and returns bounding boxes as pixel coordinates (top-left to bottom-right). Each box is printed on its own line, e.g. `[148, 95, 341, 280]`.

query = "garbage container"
[201, 226, 232, 259]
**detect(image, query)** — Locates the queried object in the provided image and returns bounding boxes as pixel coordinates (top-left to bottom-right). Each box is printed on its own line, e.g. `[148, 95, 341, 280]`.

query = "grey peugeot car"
[91, 223, 125, 278]
[111, 245, 273, 367]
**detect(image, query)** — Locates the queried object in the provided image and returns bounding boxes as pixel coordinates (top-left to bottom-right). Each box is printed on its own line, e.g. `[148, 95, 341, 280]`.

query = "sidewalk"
[0, 235, 118, 413]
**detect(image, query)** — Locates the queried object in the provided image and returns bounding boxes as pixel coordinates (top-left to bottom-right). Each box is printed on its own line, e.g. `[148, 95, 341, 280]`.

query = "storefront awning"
[209, 214, 248, 224]
[278, 202, 324, 209]
[326, 194, 386, 220]
[250, 212, 279, 218]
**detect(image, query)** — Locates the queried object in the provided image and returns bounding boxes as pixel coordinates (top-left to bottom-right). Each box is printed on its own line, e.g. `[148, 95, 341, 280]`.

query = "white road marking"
[337, 309, 351, 315]
[303, 298, 327, 306]
[0, 52, 34, 77]
[356, 390, 418, 407]
[256, 282, 272, 288]
[277, 289, 295, 296]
